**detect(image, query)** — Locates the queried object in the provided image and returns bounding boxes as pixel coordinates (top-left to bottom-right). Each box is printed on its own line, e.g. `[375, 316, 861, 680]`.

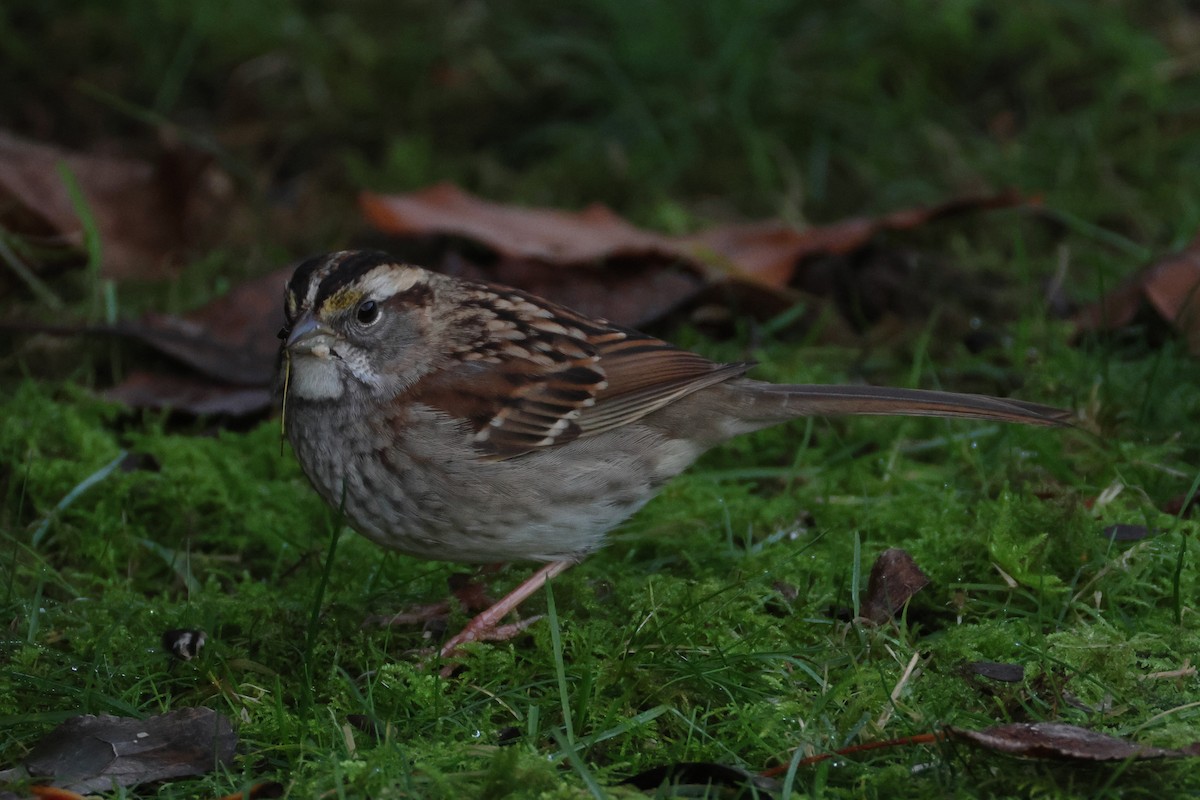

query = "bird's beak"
[284, 311, 336, 355]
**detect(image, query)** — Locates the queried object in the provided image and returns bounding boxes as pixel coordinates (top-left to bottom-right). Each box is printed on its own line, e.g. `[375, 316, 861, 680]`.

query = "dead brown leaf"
[28, 787, 89, 800]
[361, 183, 680, 265]
[118, 267, 290, 386]
[761, 721, 1199, 777]
[685, 189, 1030, 288]
[1074, 234, 1200, 354]
[435, 250, 708, 329]
[23, 708, 236, 793]
[361, 186, 708, 326]
[99, 266, 289, 414]
[103, 370, 273, 417]
[946, 722, 1200, 761]
[861, 547, 930, 623]
[361, 183, 1030, 326]
[0, 130, 216, 280]
[1, 266, 287, 415]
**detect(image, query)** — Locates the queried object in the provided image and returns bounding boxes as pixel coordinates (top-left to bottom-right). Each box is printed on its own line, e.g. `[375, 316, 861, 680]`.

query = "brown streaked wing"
[577, 334, 752, 436]
[410, 349, 607, 460]
[409, 287, 749, 459]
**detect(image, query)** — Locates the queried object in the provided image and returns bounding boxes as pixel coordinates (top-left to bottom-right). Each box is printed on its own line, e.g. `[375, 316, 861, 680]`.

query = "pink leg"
[438, 560, 574, 660]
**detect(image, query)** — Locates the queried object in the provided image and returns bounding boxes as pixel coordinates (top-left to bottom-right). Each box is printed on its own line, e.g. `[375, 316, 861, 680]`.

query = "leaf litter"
[14, 708, 236, 794]
[0, 129, 225, 281]
[1074, 231, 1200, 354]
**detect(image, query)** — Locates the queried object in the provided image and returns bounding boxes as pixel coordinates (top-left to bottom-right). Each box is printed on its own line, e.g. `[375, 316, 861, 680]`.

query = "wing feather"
[407, 285, 747, 459]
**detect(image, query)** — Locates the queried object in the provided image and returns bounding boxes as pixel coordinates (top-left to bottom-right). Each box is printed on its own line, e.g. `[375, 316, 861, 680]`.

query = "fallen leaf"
[100, 267, 289, 414]
[362, 187, 708, 326]
[103, 370, 272, 417]
[0, 130, 216, 280]
[362, 183, 680, 265]
[29, 787, 89, 800]
[861, 547, 930, 623]
[684, 189, 1029, 288]
[361, 184, 1030, 326]
[119, 267, 291, 386]
[946, 722, 1200, 761]
[760, 722, 1200, 776]
[9, 266, 285, 415]
[437, 251, 707, 328]
[1074, 234, 1200, 354]
[23, 707, 237, 793]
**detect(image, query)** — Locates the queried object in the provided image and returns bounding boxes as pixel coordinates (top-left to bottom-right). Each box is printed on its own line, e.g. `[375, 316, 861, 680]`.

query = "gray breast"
[287, 401, 705, 563]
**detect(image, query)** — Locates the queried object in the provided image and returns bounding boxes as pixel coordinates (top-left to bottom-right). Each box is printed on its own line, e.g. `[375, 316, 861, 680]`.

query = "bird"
[277, 249, 1070, 658]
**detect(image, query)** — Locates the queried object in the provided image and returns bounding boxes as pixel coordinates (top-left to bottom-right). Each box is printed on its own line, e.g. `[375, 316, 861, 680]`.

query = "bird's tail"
[727, 381, 1072, 429]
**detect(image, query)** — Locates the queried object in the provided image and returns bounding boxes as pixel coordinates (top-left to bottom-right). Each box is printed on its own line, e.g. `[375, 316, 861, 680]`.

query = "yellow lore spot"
[321, 287, 365, 316]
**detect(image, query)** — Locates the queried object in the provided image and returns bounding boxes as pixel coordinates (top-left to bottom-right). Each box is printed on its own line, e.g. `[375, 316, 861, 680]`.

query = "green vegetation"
[3, 1, 1200, 797]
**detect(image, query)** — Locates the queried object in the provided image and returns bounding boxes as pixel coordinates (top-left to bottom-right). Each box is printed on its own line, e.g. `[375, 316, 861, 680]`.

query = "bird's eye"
[356, 299, 381, 326]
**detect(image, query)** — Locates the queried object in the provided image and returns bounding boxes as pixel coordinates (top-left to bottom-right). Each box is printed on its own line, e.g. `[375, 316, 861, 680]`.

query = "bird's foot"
[434, 560, 575, 674]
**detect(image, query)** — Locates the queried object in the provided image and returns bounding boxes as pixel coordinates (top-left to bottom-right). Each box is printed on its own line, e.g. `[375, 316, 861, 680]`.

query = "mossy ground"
[3, 1, 1200, 798]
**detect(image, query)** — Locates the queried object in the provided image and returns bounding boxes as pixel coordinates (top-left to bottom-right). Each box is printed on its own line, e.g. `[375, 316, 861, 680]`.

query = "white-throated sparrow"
[278, 250, 1070, 656]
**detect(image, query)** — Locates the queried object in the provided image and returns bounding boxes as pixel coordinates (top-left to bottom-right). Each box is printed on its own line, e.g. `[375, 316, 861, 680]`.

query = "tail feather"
[736, 382, 1072, 428]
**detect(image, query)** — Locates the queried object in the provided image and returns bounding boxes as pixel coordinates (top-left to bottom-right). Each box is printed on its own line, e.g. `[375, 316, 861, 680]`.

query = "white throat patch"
[288, 354, 345, 400]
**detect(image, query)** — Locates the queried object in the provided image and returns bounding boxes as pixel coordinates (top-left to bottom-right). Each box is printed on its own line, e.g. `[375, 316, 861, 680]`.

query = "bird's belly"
[288, 405, 702, 564]
[340, 442, 663, 563]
